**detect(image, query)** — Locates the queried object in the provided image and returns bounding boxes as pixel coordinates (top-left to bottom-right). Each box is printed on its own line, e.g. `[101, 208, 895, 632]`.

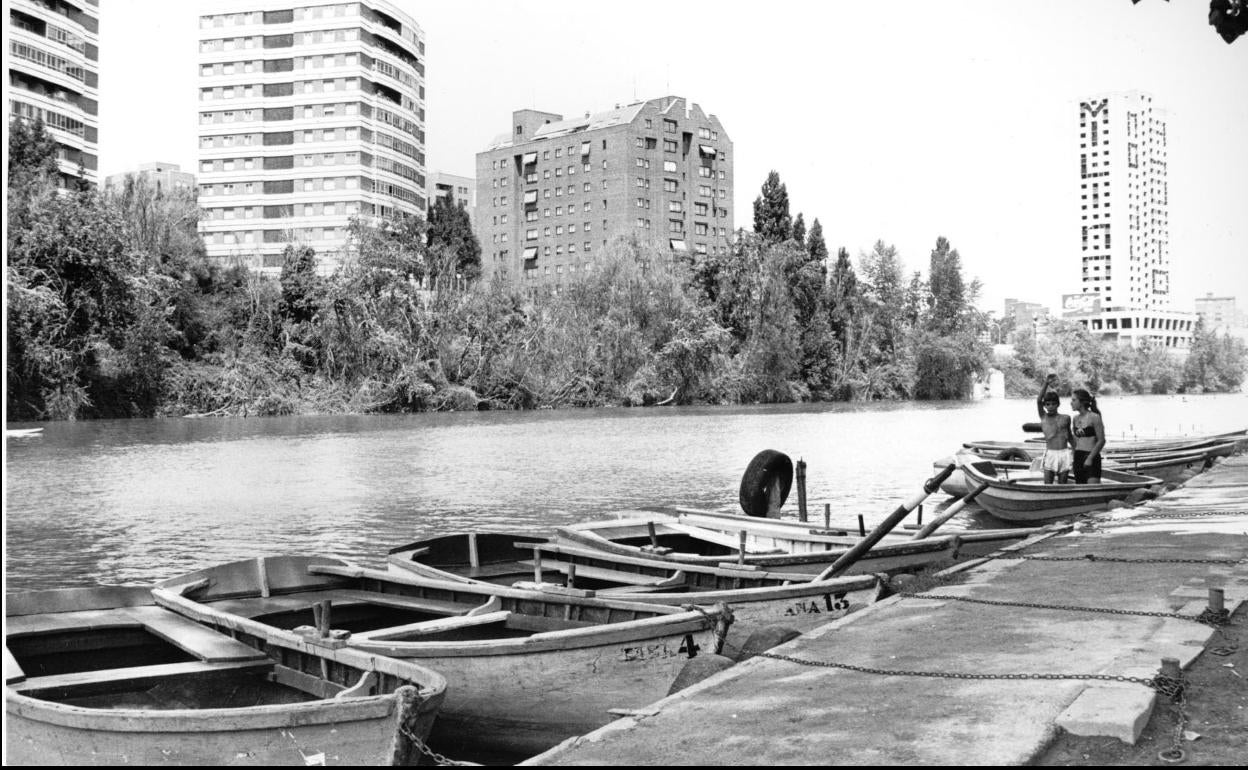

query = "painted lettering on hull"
[783, 592, 851, 617]
[620, 634, 701, 662]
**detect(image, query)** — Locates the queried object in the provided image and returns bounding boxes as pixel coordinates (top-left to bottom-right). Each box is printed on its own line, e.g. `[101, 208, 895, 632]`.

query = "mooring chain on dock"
[398, 725, 478, 767]
[750, 650, 1178, 692]
[999, 553, 1248, 565]
[903, 591, 1234, 628]
[1132, 509, 1248, 520]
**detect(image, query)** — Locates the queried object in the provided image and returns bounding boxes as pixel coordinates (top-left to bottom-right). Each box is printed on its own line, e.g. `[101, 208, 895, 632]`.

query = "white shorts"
[1040, 449, 1073, 474]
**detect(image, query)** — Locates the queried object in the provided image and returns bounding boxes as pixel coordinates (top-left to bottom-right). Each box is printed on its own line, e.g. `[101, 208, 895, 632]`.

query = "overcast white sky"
[96, 0, 1248, 314]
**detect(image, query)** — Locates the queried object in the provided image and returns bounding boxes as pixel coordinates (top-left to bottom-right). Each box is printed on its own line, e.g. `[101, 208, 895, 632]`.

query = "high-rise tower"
[8, 0, 100, 188]
[196, 0, 426, 273]
[1067, 92, 1193, 349]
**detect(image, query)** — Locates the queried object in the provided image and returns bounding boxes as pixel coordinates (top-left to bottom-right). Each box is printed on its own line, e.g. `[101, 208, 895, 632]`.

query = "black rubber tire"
[738, 450, 794, 517]
[995, 447, 1032, 463]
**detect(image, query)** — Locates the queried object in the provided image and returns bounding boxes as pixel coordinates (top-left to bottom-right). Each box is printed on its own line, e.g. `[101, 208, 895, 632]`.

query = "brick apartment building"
[475, 96, 733, 287]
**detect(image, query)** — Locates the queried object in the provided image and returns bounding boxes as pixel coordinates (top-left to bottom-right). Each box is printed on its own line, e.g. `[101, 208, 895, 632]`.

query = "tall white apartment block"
[1077, 91, 1170, 311]
[1068, 92, 1193, 349]
[8, 0, 100, 188]
[197, 0, 426, 273]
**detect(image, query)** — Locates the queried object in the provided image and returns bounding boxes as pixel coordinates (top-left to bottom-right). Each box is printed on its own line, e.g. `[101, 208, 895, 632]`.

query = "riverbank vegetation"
[7, 121, 1245, 421]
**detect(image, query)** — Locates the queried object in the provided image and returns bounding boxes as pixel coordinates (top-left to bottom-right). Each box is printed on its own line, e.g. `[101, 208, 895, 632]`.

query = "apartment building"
[426, 170, 474, 221]
[196, 0, 426, 273]
[1068, 91, 1194, 349]
[104, 162, 196, 195]
[475, 96, 733, 287]
[8, 0, 100, 188]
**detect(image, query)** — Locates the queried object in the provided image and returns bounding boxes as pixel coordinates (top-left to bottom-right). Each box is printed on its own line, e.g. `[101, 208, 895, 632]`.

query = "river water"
[5, 394, 1246, 591]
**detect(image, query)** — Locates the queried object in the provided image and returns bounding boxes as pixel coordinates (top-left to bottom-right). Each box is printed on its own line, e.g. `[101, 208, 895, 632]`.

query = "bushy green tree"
[426, 195, 481, 283]
[752, 171, 792, 243]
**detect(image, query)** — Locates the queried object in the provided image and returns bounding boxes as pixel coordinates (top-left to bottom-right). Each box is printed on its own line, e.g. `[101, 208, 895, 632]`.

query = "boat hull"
[154, 556, 729, 758]
[959, 460, 1161, 522]
[6, 691, 422, 766]
[6, 585, 446, 767]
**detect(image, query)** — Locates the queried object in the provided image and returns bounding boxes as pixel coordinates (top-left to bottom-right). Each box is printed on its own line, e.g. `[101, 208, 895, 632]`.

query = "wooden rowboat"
[153, 556, 730, 758]
[957, 459, 1162, 522]
[387, 533, 891, 651]
[947, 440, 1238, 490]
[559, 509, 1039, 574]
[5, 585, 446, 766]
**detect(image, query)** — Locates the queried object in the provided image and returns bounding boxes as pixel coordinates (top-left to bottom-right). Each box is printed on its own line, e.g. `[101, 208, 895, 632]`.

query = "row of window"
[200, 4, 358, 28]
[10, 100, 84, 137]
[10, 40, 85, 81]
[203, 200, 363, 220]
[12, 13, 87, 54]
[206, 226, 347, 246]
[202, 176, 364, 196]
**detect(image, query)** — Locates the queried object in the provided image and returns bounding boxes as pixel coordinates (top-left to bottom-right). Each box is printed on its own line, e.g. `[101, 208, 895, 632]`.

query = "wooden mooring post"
[796, 459, 808, 522]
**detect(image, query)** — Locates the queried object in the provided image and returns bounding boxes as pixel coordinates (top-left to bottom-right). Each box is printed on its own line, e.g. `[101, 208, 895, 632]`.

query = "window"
[669, 201, 683, 212]
[664, 160, 677, 173]
[664, 119, 677, 133]
[526, 229, 537, 241]
[664, 179, 678, 192]
[664, 139, 678, 153]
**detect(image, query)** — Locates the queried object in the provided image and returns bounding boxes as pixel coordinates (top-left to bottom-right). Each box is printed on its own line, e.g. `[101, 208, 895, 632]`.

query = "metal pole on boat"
[824, 504, 830, 530]
[738, 530, 747, 567]
[857, 514, 866, 537]
[647, 521, 659, 549]
[815, 464, 957, 580]
[1208, 588, 1225, 616]
[532, 546, 544, 584]
[796, 459, 808, 522]
[911, 482, 990, 540]
[566, 563, 577, 589]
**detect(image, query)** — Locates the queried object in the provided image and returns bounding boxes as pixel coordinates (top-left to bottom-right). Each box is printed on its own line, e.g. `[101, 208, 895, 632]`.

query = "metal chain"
[997, 553, 1247, 565]
[399, 725, 478, 767]
[1132, 509, 1248, 520]
[750, 649, 1168, 690]
[904, 591, 1233, 627]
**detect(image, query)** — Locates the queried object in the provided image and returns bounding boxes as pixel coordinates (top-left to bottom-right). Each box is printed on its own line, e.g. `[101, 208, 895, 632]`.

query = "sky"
[94, 0, 1248, 314]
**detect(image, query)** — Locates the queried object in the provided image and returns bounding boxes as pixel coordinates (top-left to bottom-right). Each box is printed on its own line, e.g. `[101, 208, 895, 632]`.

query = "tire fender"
[738, 450, 794, 517]
[995, 447, 1032, 463]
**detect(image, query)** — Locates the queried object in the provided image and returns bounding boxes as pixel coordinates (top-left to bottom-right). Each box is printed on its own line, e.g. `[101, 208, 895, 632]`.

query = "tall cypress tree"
[806, 218, 829, 263]
[791, 212, 806, 247]
[927, 236, 966, 334]
[752, 171, 792, 243]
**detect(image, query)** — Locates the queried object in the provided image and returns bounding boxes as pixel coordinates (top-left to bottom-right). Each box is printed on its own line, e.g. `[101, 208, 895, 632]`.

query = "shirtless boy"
[1036, 373, 1073, 484]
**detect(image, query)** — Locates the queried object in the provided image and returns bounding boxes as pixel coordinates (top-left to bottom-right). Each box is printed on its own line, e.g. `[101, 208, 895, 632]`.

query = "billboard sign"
[1062, 293, 1102, 316]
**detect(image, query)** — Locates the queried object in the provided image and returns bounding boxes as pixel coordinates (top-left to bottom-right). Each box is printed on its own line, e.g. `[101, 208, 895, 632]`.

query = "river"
[5, 393, 1246, 590]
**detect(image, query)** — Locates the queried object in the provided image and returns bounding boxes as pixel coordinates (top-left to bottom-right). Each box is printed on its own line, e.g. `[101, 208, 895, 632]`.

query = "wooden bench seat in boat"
[350, 611, 513, 641]
[5, 646, 26, 685]
[6, 605, 268, 664]
[9, 658, 275, 699]
[517, 559, 675, 587]
[210, 589, 482, 620]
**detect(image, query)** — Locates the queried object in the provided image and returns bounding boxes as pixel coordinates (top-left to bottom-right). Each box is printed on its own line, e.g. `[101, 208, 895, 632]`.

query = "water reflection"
[6, 394, 1246, 589]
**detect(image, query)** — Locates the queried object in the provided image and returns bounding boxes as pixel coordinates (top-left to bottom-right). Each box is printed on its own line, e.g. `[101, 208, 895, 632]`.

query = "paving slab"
[526, 455, 1248, 766]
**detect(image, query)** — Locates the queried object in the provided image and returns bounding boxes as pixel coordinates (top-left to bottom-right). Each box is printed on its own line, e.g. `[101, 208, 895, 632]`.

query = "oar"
[910, 482, 989, 540]
[814, 464, 956, 580]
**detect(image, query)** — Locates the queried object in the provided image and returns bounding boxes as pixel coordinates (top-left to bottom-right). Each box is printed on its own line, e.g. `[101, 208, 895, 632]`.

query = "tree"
[1184, 317, 1248, 392]
[752, 171, 792, 243]
[426, 195, 481, 282]
[279, 245, 322, 325]
[806, 218, 829, 264]
[791, 213, 807, 247]
[8, 118, 59, 189]
[927, 236, 966, 334]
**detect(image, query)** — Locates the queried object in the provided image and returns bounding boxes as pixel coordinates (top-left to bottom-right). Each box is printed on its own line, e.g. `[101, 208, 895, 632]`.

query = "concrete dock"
[526, 455, 1248, 766]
